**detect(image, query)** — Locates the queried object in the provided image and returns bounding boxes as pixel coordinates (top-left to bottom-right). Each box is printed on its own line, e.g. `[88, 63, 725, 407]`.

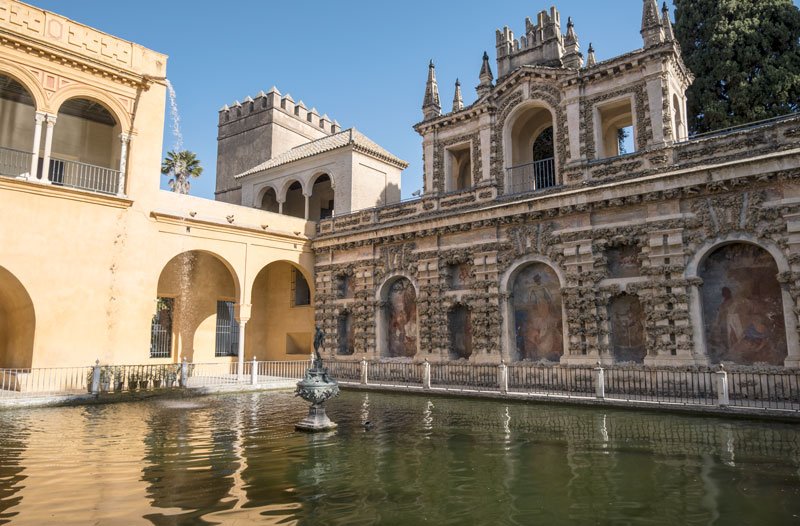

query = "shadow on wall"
[374, 182, 401, 208]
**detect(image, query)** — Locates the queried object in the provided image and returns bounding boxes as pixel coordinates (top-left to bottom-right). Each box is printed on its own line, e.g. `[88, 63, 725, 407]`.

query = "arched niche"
[697, 242, 788, 366]
[502, 101, 557, 194]
[448, 304, 473, 360]
[608, 294, 646, 363]
[337, 310, 355, 356]
[309, 173, 334, 221]
[258, 186, 279, 213]
[0, 265, 35, 369]
[52, 97, 121, 173]
[377, 275, 418, 359]
[505, 260, 565, 362]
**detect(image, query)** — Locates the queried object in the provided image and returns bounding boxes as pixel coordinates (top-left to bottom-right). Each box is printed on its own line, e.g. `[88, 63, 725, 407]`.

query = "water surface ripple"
[0, 391, 798, 525]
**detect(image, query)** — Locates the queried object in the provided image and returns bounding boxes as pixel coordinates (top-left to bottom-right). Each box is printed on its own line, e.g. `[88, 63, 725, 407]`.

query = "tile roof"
[235, 128, 408, 178]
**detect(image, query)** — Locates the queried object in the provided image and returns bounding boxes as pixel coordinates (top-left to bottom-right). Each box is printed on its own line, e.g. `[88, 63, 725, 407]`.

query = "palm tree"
[161, 150, 202, 194]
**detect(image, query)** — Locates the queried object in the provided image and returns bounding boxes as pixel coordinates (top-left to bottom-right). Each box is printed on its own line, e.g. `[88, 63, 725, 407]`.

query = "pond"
[0, 390, 798, 525]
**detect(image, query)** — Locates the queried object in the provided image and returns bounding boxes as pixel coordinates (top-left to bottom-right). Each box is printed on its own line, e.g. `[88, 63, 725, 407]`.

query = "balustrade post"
[91, 359, 101, 394]
[423, 360, 431, 390]
[360, 359, 368, 385]
[251, 356, 258, 386]
[498, 361, 508, 394]
[715, 364, 729, 406]
[180, 356, 189, 388]
[594, 362, 605, 399]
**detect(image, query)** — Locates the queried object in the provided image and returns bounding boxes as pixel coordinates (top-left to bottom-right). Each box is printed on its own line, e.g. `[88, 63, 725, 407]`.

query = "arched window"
[284, 181, 305, 218]
[309, 174, 334, 220]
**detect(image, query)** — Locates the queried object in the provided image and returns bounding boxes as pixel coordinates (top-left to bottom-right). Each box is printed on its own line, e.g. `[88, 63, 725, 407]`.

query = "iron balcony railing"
[47, 157, 120, 195]
[505, 157, 556, 195]
[0, 145, 32, 178]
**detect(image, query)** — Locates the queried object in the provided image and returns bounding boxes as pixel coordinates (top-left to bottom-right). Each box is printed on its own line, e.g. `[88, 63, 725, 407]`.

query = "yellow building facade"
[0, 1, 316, 369]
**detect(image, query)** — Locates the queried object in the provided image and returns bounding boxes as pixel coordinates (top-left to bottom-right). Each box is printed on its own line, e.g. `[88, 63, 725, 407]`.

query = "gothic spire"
[422, 60, 441, 120]
[641, 0, 665, 47]
[452, 79, 464, 112]
[661, 2, 674, 41]
[476, 51, 494, 98]
[563, 16, 583, 68]
[587, 43, 597, 67]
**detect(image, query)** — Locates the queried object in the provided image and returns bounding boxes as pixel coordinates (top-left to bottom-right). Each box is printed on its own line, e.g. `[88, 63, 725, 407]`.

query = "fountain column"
[40, 114, 57, 183]
[29, 111, 45, 180]
[118, 133, 131, 196]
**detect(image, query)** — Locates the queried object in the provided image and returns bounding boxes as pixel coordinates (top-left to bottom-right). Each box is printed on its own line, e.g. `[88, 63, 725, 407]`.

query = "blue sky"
[29, 1, 791, 200]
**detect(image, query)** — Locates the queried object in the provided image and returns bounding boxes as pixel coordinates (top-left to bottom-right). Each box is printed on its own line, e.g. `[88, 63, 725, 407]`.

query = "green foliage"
[674, 0, 800, 133]
[161, 150, 203, 194]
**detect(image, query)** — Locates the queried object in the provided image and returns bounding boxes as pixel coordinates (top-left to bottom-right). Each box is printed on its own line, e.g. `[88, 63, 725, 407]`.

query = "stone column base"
[296, 404, 337, 432]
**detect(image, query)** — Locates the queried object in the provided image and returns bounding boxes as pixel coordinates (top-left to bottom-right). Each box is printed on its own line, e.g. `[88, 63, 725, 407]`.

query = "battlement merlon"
[218, 86, 340, 135]
[495, 6, 572, 77]
[0, 0, 167, 83]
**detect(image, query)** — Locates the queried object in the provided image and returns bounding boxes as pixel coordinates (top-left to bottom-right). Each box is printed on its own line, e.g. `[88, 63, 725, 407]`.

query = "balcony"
[0, 145, 121, 195]
[505, 157, 557, 195]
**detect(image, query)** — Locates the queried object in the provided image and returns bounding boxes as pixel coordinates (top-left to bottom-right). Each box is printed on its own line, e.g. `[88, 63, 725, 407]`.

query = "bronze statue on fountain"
[295, 325, 339, 431]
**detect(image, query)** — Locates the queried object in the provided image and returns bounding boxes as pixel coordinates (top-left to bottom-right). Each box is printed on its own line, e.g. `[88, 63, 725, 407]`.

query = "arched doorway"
[249, 261, 314, 360]
[52, 98, 122, 193]
[379, 277, 418, 359]
[509, 262, 563, 362]
[608, 294, 646, 363]
[0, 266, 35, 369]
[699, 243, 787, 365]
[0, 74, 37, 179]
[154, 251, 238, 362]
[309, 174, 334, 221]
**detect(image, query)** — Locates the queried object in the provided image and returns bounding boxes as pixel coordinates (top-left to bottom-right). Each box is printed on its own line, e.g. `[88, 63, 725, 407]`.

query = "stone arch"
[51, 86, 131, 131]
[0, 72, 38, 176]
[247, 259, 315, 360]
[280, 179, 305, 218]
[686, 236, 796, 366]
[447, 302, 473, 361]
[0, 62, 47, 111]
[154, 250, 241, 362]
[500, 255, 567, 362]
[255, 184, 280, 213]
[376, 274, 419, 359]
[500, 97, 560, 194]
[52, 95, 122, 175]
[308, 171, 335, 220]
[0, 265, 35, 369]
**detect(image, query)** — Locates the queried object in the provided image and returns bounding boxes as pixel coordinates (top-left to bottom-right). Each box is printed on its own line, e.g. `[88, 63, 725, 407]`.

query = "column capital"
[44, 113, 57, 125]
[34, 111, 47, 124]
[120, 132, 132, 143]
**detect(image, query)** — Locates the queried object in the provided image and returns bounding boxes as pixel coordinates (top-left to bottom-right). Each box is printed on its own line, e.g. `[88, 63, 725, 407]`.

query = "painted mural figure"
[512, 264, 563, 362]
[701, 244, 787, 365]
[386, 278, 417, 358]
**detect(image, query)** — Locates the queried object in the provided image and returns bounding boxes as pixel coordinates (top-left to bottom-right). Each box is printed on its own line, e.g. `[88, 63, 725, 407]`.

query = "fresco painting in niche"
[385, 278, 417, 358]
[337, 312, 354, 355]
[512, 263, 563, 362]
[337, 274, 355, 299]
[447, 263, 471, 290]
[609, 294, 646, 363]
[607, 245, 640, 278]
[700, 243, 787, 365]
[448, 306, 473, 360]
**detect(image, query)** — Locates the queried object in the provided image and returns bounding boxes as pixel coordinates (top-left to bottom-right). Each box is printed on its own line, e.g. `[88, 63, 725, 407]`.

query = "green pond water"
[0, 390, 798, 525]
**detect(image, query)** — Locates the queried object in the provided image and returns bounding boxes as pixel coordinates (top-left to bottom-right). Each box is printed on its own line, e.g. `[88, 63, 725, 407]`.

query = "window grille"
[150, 297, 174, 358]
[215, 300, 240, 357]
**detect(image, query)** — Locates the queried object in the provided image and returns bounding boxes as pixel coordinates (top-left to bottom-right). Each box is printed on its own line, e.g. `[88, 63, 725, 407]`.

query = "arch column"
[29, 111, 46, 181]
[303, 192, 311, 220]
[40, 113, 57, 183]
[277, 199, 285, 215]
[118, 133, 131, 196]
[234, 303, 251, 380]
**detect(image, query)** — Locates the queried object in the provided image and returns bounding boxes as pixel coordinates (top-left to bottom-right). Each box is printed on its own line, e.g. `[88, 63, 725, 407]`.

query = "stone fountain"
[295, 326, 339, 431]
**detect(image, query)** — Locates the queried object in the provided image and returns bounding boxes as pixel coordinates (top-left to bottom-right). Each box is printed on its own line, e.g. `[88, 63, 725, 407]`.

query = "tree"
[674, 0, 800, 134]
[161, 150, 203, 194]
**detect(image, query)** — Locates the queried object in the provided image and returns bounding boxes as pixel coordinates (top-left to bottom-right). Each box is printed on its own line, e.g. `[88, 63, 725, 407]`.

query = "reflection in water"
[0, 392, 797, 524]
